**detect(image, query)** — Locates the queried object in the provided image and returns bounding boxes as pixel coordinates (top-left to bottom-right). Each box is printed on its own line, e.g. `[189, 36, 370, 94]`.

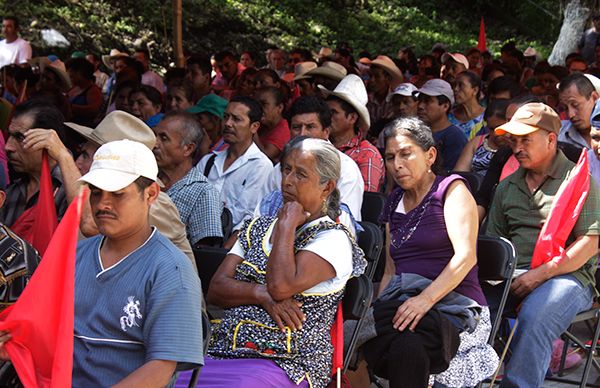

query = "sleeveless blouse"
[209, 216, 367, 388]
[379, 175, 486, 305]
[471, 136, 497, 178]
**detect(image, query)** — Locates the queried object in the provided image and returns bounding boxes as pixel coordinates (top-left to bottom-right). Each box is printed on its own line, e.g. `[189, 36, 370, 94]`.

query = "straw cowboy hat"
[29, 56, 72, 91]
[370, 55, 404, 83]
[102, 49, 129, 69]
[318, 74, 370, 129]
[306, 61, 347, 82]
[293, 61, 318, 81]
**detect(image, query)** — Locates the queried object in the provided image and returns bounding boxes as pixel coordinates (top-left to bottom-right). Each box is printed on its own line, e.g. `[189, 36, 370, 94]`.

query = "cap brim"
[495, 121, 540, 136]
[78, 169, 140, 192]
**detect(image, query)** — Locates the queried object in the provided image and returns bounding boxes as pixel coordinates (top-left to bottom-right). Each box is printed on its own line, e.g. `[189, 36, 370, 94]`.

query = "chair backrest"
[357, 221, 384, 280]
[342, 274, 373, 321]
[193, 247, 228, 295]
[221, 208, 233, 243]
[452, 171, 483, 194]
[477, 235, 516, 281]
[361, 191, 387, 225]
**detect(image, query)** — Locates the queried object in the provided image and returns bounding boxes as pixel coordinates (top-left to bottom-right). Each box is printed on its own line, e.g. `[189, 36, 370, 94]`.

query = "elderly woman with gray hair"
[188, 137, 366, 388]
[362, 117, 497, 387]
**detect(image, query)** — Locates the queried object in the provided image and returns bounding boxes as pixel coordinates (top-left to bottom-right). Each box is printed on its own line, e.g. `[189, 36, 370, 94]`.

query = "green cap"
[187, 94, 228, 118]
[71, 51, 86, 59]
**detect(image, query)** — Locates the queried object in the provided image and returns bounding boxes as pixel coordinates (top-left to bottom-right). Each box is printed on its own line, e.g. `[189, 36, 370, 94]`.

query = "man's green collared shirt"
[487, 150, 600, 290]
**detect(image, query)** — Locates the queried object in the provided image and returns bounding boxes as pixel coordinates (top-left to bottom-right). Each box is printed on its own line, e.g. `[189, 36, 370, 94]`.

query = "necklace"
[390, 191, 433, 249]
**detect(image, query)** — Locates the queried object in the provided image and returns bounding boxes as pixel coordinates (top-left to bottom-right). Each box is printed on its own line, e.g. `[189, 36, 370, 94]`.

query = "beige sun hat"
[101, 49, 129, 69]
[293, 61, 318, 81]
[306, 61, 347, 81]
[318, 74, 370, 129]
[441, 52, 470, 70]
[65, 110, 156, 149]
[370, 55, 404, 83]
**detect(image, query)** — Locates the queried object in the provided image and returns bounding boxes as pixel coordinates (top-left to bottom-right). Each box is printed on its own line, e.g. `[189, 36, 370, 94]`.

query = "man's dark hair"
[241, 51, 255, 61]
[131, 84, 163, 107]
[484, 99, 509, 120]
[3, 16, 19, 29]
[229, 95, 262, 124]
[134, 48, 150, 60]
[86, 53, 101, 62]
[187, 55, 212, 76]
[255, 86, 286, 107]
[290, 48, 313, 62]
[13, 98, 66, 141]
[133, 176, 155, 193]
[509, 94, 543, 107]
[114, 80, 140, 98]
[565, 52, 584, 63]
[487, 75, 521, 99]
[289, 96, 332, 129]
[435, 95, 452, 115]
[167, 79, 195, 104]
[164, 67, 186, 86]
[214, 51, 236, 63]
[66, 57, 95, 81]
[558, 73, 595, 98]
[115, 56, 144, 82]
[255, 68, 280, 84]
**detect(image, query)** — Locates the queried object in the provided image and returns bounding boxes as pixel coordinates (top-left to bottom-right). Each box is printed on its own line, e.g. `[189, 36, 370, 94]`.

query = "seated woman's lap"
[175, 357, 310, 388]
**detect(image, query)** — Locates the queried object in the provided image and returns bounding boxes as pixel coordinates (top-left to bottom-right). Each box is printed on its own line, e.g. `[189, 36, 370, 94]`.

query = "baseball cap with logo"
[78, 139, 158, 192]
[386, 83, 419, 102]
[415, 79, 455, 105]
[495, 102, 561, 136]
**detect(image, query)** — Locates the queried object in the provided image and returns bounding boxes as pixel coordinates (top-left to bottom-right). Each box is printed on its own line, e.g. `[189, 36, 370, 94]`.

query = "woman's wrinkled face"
[281, 149, 329, 215]
[384, 133, 436, 191]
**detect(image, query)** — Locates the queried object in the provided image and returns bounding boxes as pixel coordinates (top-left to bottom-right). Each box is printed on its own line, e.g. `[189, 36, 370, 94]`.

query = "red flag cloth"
[478, 17, 486, 52]
[330, 301, 343, 375]
[0, 188, 86, 388]
[31, 151, 58, 255]
[530, 150, 590, 269]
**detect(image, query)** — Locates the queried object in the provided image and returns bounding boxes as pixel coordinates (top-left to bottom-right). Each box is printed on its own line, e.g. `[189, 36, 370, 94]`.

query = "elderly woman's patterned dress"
[209, 216, 367, 388]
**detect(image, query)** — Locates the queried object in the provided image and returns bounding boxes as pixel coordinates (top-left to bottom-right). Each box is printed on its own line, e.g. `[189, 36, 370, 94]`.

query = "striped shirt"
[73, 229, 203, 386]
[337, 134, 384, 192]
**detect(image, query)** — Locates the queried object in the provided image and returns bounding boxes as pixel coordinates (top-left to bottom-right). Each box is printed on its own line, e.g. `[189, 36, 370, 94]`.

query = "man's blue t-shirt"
[433, 125, 468, 172]
[73, 228, 203, 386]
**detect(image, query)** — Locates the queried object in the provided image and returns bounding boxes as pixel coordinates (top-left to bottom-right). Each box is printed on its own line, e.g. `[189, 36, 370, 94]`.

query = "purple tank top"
[380, 174, 487, 306]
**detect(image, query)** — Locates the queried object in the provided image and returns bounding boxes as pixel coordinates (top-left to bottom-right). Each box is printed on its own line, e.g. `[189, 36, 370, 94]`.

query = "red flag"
[478, 17, 486, 53]
[330, 301, 343, 377]
[31, 151, 58, 255]
[0, 188, 86, 387]
[530, 150, 590, 269]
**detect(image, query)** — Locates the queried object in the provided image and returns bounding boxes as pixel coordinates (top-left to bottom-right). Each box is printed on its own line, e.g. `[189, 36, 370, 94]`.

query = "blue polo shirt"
[73, 228, 203, 387]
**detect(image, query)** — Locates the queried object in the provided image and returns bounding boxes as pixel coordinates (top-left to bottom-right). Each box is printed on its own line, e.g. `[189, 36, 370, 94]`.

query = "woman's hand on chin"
[392, 294, 435, 332]
[256, 285, 306, 332]
[277, 201, 311, 228]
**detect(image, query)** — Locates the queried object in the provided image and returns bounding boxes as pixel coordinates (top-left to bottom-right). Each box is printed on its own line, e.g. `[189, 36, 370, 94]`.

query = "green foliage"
[0, 0, 564, 69]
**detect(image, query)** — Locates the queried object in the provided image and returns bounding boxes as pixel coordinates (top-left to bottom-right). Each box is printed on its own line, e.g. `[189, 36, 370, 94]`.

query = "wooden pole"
[172, 0, 185, 67]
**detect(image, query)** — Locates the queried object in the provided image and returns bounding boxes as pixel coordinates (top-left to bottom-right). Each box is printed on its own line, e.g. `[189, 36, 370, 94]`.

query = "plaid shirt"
[487, 150, 600, 291]
[337, 135, 384, 192]
[0, 167, 68, 227]
[166, 166, 223, 245]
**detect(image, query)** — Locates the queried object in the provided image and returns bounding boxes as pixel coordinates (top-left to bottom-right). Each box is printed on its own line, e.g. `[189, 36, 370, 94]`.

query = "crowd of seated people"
[0, 12, 598, 388]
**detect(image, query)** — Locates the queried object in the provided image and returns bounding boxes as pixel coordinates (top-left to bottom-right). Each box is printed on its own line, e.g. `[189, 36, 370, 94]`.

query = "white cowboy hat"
[318, 74, 370, 129]
[306, 61, 347, 81]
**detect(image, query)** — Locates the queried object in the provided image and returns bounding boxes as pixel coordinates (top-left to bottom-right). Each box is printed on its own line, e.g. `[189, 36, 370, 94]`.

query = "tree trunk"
[172, 0, 185, 67]
[548, 0, 591, 65]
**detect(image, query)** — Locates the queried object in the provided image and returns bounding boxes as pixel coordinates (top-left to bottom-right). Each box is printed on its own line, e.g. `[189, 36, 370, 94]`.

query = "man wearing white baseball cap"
[73, 139, 203, 386]
[321, 74, 384, 192]
[416, 79, 468, 172]
[387, 82, 419, 118]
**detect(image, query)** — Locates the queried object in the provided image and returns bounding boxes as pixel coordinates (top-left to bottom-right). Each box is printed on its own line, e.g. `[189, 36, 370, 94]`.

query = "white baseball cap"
[386, 83, 419, 101]
[78, 139, 158, 192]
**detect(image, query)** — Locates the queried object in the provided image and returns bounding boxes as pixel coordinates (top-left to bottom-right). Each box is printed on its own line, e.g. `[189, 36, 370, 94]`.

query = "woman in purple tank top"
[363, 117, 497, 388]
